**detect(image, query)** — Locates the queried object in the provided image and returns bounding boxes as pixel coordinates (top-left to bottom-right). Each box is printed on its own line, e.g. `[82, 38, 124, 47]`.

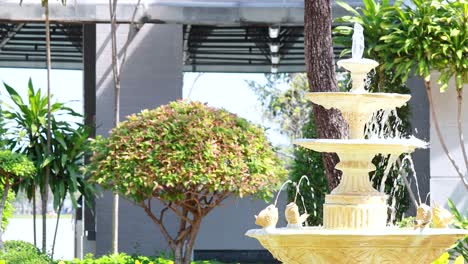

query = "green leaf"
[337, 0, 361, 16]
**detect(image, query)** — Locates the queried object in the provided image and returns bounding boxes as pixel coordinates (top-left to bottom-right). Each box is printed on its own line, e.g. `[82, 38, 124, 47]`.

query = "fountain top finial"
[337, 23, 378, 92]
[352, 23, 365, 60]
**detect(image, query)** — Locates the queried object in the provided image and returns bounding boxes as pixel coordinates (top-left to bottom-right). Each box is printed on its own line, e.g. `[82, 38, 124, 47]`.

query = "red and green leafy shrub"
[89, 100, 286, 264]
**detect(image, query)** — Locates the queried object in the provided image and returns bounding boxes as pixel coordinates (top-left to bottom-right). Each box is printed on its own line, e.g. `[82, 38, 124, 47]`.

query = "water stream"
[274, 180, 292, 207]
[365, 107, 422, 222]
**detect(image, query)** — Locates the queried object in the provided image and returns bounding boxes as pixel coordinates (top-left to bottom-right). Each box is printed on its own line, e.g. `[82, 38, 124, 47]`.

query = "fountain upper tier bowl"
[305, 92, 411, 139]
[304, 92, 411, 112]
[245, 227, 468, 264]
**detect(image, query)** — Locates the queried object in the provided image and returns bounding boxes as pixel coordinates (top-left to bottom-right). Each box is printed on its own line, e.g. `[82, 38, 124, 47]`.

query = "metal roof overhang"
[0, 0, 360, 25]
[0, 0, 359, 72]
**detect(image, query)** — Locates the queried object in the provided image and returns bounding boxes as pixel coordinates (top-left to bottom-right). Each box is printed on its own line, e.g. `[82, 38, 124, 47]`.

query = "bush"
[89, 100, 286, 263]
[0, 240, 50, 264]
[57, 253, 224, 264]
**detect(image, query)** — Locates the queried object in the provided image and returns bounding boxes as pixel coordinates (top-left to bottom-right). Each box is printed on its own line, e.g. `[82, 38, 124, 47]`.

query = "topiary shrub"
[89, 100, 287, 264]
[0, 240, 50, 264]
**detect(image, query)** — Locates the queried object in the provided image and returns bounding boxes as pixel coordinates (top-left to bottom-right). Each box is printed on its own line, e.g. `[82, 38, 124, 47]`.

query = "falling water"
[293, 176, 311, 226]
[364, 106, 423, 222]
[310, 186, 317, 218]
[401, 154, 422, 204]
[294, 175, 310, 203]
[274, 180, 293, 207]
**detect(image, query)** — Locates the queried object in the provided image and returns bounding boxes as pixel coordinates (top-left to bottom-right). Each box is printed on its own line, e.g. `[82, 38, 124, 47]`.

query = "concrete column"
[93, 23, 183, 256]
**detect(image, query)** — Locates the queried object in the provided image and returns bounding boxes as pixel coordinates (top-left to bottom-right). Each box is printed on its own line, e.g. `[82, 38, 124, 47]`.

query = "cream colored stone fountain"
[245, 24, 468, 264]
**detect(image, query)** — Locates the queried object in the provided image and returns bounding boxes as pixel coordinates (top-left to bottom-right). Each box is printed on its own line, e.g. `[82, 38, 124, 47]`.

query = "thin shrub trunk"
[174, 243, 183, 264]
[33, 187, 37, 247]
[51, 201, 63, 259]
[182, 221, 201, 264]
[0, 178, 10, 251]
[425, 80, 468, 189]
[304, 0, 348, 191]
[109, 0, 120, 253]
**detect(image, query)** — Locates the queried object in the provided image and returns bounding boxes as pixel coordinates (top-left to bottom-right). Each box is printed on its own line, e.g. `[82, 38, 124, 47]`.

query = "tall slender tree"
[303, 0, 348, 190]
[42, 0, 53, 253]
[107, 0, 142, 253]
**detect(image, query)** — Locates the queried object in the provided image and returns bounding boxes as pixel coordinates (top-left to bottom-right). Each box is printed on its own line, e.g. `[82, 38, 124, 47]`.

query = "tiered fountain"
[246, 24, 468, 264]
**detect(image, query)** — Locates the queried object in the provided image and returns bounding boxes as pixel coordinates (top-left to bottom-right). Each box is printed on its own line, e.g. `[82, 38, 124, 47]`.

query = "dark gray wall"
[407, 76, 430, 214]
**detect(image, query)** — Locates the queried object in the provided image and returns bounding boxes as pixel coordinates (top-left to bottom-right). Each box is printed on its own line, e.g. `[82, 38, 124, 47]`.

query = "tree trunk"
[51, 201, 63, 259]
[425, 80, 468, 189]
[304, 0, 348, 191]
[182, 220, 201, 264]
[0, 178, 10, 251]
[43, 0, 52, 253]
[109, 0, 121, 254]
[32, 187, 37, 247]
[174, 243, 183, 264]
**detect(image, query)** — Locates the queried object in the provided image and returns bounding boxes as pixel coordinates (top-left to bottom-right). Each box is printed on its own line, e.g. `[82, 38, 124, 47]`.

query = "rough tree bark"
[304, 0, 348, 191]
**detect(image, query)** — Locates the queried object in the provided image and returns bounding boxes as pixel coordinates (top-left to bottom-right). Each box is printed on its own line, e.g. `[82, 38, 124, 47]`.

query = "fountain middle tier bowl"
[246, 227, 468, 264]
[304, 92, 411, 113]
[293, 138, 428, 155]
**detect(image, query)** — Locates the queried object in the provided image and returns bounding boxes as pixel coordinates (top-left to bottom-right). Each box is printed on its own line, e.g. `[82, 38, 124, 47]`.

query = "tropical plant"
[375, 0, 468, 190]
[0, 150, 35, 250]
[2, 80, 93, 254]
[48, 122, 94, 259]
[89, 100, 287, 264]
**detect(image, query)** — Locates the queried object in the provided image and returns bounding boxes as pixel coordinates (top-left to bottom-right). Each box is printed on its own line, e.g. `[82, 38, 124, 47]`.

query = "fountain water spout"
[337, 23, 378, 93]
[352, 23, 365, 60]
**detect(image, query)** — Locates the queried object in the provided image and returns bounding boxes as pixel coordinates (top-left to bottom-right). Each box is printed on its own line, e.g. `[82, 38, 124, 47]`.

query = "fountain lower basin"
[246, 227, 468, 264]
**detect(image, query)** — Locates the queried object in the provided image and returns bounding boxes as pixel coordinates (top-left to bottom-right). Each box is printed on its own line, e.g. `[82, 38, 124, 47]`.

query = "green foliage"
[0, 240, 51, 264]
[90, 100, 286, 202]
[447, 199, 468, 260]
[375, 0, 467, 91]
[0, 151, 36, 179]
[0, 190, 15, 232]
[246, 74, 311, 138]
[2, 79, 94, 209]
[334, 0, 396, 62]
[57, 253, 224, 264]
